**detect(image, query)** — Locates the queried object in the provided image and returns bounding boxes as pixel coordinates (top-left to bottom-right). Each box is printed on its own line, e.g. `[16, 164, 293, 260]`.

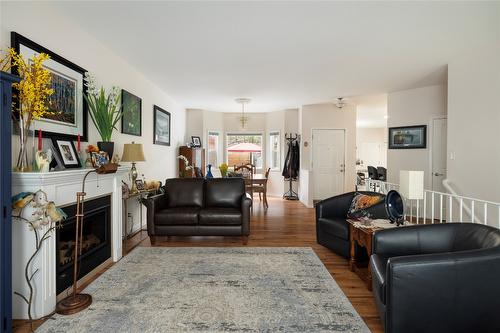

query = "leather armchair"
[146, 178, 251, 244]
[315, 191, 387, 258]
[370, 223, 500, 333]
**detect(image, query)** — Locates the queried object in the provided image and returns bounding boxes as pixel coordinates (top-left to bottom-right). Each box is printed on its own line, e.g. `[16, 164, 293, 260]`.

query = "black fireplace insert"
[56, 195, 111, 295]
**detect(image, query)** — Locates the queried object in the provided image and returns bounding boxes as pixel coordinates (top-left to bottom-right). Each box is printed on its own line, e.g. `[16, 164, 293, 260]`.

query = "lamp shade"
[121, 143, 146, 162]
[399, 170, 424, 200]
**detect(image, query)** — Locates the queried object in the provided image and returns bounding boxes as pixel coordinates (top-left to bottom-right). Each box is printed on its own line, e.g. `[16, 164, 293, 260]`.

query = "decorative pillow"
[347, 192, 385, 219]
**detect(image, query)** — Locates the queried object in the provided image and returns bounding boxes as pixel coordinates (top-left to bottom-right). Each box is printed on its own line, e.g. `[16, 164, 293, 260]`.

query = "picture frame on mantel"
[11, 32, 88, 141]
[51, 137, 82, 169]
[388, 125, 427, 149]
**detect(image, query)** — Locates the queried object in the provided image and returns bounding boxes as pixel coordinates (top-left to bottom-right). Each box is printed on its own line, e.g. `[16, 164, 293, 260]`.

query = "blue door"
[1, 72, 19, 333]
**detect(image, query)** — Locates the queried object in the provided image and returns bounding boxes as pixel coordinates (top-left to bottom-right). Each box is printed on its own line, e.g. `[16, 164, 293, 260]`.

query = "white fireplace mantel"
[11, 167, 128, 319]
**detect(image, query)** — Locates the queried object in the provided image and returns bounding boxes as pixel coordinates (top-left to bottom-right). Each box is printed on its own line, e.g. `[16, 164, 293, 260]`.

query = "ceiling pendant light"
[235, 98, 251, 129]
[335, 97, 346, 109]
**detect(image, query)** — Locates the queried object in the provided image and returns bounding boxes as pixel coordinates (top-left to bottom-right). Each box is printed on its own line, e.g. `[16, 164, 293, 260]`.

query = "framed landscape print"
[153, 105, 170, 146]
[388, 125, 427, 149]
[121, 89, 142, 136]
[11, 32, 88, 141]
[51, 138, 81, 168]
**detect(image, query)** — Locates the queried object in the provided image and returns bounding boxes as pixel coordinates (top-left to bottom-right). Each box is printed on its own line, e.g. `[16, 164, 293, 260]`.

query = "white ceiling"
[50, 1, 491, 114]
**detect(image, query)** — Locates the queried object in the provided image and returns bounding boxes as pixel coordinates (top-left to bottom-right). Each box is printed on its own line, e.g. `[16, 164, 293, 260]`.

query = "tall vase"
[206, 164, 213, 178]
[15, 117, 32, 172]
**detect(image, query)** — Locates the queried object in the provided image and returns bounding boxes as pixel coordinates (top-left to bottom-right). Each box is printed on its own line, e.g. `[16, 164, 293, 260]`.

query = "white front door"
[431, 118, 447, 192]
[312, 129, 345, 200]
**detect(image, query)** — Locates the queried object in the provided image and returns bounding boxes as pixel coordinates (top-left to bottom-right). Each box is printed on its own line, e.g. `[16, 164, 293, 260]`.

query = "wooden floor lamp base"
[56, 293, 92, 315]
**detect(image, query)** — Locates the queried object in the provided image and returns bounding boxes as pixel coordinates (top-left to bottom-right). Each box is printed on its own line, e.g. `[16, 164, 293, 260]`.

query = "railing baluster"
[423, 191, 427, 224]
[431, 192, 435, 223]
[439, 194, 443, 223]
[471, 200, 475, 223]
[416, 199, 420, 224]
[460, 198, 463, 222]
[483, 203, 488, 225]
[449, 196, 453, 222]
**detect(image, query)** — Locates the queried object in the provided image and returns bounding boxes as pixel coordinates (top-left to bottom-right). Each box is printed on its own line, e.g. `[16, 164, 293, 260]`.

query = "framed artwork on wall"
[121, 89, 142, 136]
[11, 32, 88, 141]
[388, 125, 427, 149]
[51, 137, 81, 168]
[153, 105, 170, 146]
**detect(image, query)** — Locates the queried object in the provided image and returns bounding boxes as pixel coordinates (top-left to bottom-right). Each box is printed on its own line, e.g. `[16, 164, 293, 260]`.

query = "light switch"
[450, 152, 455, 160]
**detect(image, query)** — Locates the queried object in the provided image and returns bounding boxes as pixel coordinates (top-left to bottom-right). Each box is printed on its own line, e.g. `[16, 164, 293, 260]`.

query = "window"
[269, 131, 280, 170]
[226, 134, 263, 169]
[207, 131, 220, 166]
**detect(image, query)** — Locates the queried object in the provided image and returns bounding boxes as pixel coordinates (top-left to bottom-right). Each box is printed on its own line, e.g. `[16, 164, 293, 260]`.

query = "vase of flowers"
[219, 163, 228, 177]
[83, 73, 121, 158]
[177, 155, 193, 178]
[1, 48, 54, 172]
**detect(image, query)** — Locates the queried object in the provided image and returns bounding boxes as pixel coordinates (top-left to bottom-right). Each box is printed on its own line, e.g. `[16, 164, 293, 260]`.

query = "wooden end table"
[346, 218, 407, 291]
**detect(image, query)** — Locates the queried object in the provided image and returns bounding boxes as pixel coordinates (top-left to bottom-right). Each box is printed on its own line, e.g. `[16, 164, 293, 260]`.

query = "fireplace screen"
[56, 195, 111, 294]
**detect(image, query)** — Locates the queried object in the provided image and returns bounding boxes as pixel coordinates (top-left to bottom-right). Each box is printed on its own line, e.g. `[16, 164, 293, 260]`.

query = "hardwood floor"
[14, 196, 383, 333]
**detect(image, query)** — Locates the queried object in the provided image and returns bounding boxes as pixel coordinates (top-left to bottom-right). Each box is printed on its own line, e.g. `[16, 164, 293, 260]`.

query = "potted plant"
[1, 48, 54, 172]
[83, 72, 121, 158]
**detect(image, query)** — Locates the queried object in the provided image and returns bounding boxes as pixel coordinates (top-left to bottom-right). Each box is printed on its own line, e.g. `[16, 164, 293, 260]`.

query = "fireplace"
[56, 195, 112, 295]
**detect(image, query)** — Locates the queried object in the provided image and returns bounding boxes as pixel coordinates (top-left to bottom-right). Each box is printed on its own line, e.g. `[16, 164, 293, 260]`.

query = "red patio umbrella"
[227, 142, 262, 152]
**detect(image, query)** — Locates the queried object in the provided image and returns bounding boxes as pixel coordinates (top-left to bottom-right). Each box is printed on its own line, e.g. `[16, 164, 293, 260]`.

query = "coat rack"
[283, 133, 300, 200]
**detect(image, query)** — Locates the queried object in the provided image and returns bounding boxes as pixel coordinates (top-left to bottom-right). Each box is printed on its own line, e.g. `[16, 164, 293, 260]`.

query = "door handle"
[433, 172, 444, 176]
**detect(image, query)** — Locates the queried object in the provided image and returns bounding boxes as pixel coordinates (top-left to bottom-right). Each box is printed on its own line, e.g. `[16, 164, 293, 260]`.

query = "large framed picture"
[388, 125, 427, 149]
[153, 105, 170, 146]
[121, 89, 142, 136]
[11, 32, 88, 141]
[51, 138, 81, 168]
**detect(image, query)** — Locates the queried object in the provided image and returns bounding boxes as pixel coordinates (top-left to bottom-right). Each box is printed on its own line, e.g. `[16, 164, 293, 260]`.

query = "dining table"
[244, 174, 268, 209]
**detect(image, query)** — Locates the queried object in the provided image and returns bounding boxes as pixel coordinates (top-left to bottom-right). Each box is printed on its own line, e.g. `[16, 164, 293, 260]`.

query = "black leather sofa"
[315, 191, 388, 258]
[370, 223, 500, 333]
[146, 178, 252, 244]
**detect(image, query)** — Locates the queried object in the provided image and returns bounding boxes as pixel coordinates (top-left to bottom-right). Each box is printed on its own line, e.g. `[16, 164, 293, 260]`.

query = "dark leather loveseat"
[146, 178, 252, 244]
[371, 223, 500, 333]
[315, 191, 388, 258]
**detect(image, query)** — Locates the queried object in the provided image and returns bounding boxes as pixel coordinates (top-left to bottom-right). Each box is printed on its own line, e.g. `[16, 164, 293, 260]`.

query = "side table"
[122, 189, 156, 239]
[346, 218, 411, 291]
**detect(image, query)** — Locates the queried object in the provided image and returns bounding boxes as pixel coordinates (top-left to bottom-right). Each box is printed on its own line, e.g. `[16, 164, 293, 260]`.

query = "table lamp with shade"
[121, 142, 146, 193]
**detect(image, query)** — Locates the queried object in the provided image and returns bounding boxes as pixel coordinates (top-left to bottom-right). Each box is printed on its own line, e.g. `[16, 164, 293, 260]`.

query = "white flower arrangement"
[177, 155, 193, 171]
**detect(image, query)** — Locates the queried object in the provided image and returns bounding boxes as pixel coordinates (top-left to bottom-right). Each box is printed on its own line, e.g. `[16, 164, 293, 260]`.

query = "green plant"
[84, 72, 121, 142]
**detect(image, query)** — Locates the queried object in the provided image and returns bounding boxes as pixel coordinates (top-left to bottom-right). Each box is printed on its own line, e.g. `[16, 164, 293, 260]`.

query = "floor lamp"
[56, 164, 117, 315]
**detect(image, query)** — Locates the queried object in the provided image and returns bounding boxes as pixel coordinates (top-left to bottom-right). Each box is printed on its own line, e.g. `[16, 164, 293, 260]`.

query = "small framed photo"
[135, 179, 145, 191]
[153, 105, 171, 146]
[191, 136, 202, 147]
[91, 151, 109, 168]
[51, 138, 81, 168]
[388, 125, 427, 149]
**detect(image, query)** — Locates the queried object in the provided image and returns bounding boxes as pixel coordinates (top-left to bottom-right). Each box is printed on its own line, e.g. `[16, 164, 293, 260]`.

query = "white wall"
[356, 127, 387, 168]
[2, 2, 186, 233]
[447, 22, 500, 203]
[387, 85, 447, 189]
[299, 103, 357, 207]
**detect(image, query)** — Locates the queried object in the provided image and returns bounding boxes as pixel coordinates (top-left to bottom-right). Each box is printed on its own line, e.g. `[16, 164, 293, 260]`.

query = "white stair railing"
[366, 179, 500, 228]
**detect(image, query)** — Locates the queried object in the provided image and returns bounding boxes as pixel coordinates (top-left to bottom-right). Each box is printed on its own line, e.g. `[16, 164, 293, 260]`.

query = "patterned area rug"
[37, 247, 369, 332]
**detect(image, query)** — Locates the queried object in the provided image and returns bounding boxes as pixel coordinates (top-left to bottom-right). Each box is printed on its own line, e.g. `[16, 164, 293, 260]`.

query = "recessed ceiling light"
[384, 115, 389, 119]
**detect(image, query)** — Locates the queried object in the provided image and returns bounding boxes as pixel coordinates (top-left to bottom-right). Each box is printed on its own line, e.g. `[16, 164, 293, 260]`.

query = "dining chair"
[252, 167, 270, 209]
[234, 164, 254, 198]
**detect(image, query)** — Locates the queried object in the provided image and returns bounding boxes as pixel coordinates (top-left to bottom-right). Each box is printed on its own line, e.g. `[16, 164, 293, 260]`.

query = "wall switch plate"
[450, 152, 455, 160]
